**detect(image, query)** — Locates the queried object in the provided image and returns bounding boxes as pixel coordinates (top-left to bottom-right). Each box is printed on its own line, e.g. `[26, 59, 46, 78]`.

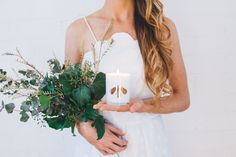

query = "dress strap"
[83, 16, 98, 42]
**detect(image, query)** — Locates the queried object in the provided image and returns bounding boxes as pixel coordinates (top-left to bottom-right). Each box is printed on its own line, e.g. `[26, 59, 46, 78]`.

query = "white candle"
[106, 69, 130, 105]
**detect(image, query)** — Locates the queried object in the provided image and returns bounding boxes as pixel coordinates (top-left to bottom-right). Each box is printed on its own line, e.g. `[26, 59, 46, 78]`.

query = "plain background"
[0, 0, 236, 157]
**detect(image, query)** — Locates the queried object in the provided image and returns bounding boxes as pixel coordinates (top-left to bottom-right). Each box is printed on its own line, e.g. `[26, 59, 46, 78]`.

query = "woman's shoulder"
[66, 18, 86, 39]
[64, 12, 101, 63]
[163, 16, 177, 32]
[66, 11, 101, 36]
[65, 11, 102, 44]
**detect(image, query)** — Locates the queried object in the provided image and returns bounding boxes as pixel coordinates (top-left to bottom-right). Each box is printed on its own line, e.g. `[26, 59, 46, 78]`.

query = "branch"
[15, 48, 44, 79]
[2, 48, 44, 79]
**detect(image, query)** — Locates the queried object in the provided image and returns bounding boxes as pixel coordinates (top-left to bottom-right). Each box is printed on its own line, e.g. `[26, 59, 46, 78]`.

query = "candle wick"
[117, 84, 119, 98]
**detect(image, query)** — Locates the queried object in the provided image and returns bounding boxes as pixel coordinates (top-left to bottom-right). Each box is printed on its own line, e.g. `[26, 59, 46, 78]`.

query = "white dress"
[75, 16, 172, 157]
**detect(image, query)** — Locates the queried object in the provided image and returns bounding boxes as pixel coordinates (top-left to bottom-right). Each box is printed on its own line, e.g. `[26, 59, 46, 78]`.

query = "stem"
[15, 48, 44, 79]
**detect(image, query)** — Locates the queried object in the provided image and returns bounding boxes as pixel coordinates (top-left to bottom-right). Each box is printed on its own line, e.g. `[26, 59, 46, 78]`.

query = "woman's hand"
[93, 98, 153, 113]
[76, 120, 128, 155]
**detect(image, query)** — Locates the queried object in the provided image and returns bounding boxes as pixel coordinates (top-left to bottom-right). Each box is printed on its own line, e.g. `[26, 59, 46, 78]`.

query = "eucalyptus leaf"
[20, 111, 29, 122]
[40, 74, 56, 92]
[48, 59, 62, 74]
[5, 103, 15, 113]
[29, 79, 37, 85]
[20, 102, 30, 112]
[18, 70, 27, 76]
[30, 109, 38, 116]
[0, 69, 7, 75]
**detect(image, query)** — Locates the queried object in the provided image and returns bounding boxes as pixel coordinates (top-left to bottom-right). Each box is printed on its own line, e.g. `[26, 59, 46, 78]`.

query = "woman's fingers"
[112, 135, 128, 147]
[93, 103, 130, 112]
[93, 98, 146, 112]
[107, 124, 125, 136]
[110, 142, 127, 153]
[78, 120, 127, 156]
[129, 102, 142, 112]
[104, 147, 116, 155]
[129, 98, 146, 112]
[107, 125, 128, 148]
[116, 104, 130, 112]
[94, 103, 118, 111]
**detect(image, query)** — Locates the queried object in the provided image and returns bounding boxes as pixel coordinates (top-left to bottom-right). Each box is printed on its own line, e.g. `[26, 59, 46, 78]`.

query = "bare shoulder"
[64, 18, 87, 64]
[163, 16, 177, 33]
[163, 16, 180, 47]
[65, 17, 87, 43]
[66, 10, 101, 36]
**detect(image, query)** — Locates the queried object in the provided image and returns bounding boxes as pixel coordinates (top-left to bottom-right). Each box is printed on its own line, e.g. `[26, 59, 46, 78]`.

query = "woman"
[65, 0, 190, 156]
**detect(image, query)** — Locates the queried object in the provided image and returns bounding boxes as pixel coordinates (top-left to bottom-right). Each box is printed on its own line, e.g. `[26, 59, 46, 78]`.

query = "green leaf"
[20, 111, 29, 122]
[59, 64, 82, 95]
[30, 109, 38, 116]
[29, 79, 37, 85]
[91, 116, 105, 140]
[8, 80, 13, 85]
[91, 72, 106, 100]
[48, 59, 62, 74]
[86, 103, 99, 117]
[5, 103, 15, 113]
[72, 85, 91, 106]
[21, 80, 29, 86]
[80, 113, 91, 122]
[44, 116, 71, 130]
[39, 95, 51, 108]
[18, 70, 26, 76]
[71, 122, 76, 136]
[18, 69, 39, 79]
[0, 69, 7, 75]
[20, 102, 30, 112]
[59, 74, 72, 95]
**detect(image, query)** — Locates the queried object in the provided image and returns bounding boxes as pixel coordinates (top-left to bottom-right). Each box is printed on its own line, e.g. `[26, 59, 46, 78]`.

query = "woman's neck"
[102, 0, 135, 21]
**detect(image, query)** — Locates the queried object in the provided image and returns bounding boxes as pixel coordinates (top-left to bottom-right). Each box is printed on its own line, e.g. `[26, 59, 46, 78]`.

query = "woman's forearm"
[142, 93, 190, 114]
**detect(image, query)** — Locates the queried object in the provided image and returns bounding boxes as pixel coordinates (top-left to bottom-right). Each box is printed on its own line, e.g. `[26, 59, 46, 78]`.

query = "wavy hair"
[134, 0, 174, 104]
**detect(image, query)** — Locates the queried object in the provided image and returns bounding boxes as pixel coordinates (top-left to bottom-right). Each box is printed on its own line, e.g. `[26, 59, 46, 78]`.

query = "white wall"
[0, 0, 235, 157]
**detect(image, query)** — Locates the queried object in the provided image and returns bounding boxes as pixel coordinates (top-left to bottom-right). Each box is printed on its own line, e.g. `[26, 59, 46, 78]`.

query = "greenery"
[0, 50, 106, 140]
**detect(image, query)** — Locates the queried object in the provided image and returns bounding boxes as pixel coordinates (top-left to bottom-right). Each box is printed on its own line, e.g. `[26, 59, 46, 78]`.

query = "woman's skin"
[64, 0, 190, 155]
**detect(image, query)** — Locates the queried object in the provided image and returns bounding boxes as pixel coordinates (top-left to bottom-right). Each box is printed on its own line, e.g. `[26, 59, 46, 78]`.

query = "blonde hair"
[134, 0, 174, 104]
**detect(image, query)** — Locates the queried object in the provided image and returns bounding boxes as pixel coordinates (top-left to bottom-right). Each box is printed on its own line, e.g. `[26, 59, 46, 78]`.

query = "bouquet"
[0, 49, 107, 140]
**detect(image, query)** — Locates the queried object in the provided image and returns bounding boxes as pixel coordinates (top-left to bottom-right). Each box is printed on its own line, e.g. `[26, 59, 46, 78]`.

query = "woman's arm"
[64, 20, 83, 64]
[64, 19, 127, 155]
[142, 18, 190, 113]
[94, 18, 190, 114]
